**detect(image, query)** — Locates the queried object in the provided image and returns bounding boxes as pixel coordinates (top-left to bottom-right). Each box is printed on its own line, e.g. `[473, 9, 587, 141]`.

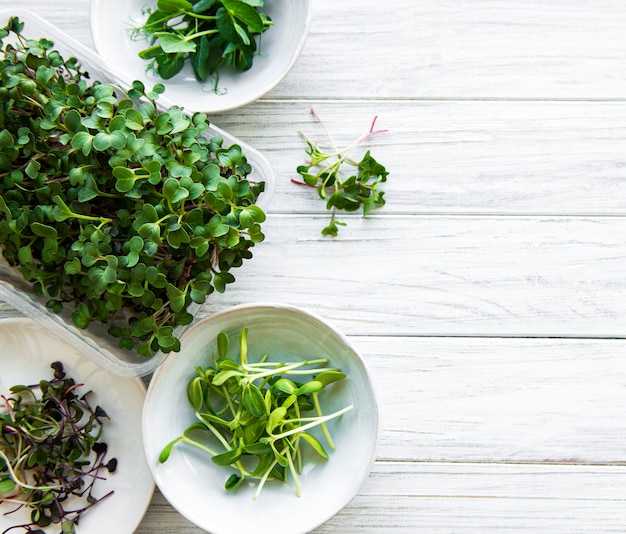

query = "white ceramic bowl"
[143, 303, 379, 534]
[90, 0, 312, 113]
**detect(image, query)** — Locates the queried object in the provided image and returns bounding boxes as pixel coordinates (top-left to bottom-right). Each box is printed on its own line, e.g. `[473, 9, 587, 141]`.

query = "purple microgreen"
[0, 362, 116, 533]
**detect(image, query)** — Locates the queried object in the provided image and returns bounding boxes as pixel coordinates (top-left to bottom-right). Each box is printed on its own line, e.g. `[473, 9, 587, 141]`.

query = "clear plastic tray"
[0, 9, 274, 378]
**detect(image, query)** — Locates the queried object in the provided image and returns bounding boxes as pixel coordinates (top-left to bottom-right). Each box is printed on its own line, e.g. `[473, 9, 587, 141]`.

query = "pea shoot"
[131, 0, 273, 84]
[159, 328, 353, 499]
[292, 108, 390, 236]
[0, 362, 116, 534]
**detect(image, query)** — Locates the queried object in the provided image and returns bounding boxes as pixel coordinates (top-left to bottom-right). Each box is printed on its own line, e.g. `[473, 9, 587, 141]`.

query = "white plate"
[90, 0, 312, 113]
[0, 318, 154, 534]
[143, 303, 379, 534]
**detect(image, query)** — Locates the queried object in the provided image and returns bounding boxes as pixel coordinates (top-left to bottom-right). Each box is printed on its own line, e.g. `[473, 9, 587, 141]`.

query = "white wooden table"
[1, 0, 626, 532]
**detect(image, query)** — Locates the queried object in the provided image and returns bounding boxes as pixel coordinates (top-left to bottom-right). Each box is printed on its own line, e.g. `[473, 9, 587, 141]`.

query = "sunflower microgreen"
[159, 328, 353, 498]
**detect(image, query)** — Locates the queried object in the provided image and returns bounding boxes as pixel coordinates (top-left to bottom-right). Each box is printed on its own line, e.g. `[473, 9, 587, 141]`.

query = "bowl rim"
[89, 0, 314, 113]
[143, 301, 380, 534]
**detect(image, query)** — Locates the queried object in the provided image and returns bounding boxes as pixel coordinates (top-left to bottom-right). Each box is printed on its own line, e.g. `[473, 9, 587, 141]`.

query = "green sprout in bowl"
[131, 0, 274, 83]
[159, 328, 353, 499]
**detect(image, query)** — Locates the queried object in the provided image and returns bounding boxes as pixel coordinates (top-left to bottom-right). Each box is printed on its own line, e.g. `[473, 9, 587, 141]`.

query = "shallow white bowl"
[90, 0, 312, 113]
[143, 303, 379, 534]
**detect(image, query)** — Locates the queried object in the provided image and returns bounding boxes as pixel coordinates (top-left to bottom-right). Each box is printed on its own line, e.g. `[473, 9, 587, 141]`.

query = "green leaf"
[113, 166, 137, 193]
[242, 383, 266, 418]
[159, 437, 183, 463]
[166, 283, 186, 312]
[266, 406, 287, 434]
[315, 370, 346, 386]
[222, 0, 264, 33]
[211, 447, 242, 467]
[0, 129, 14, 148]
[71, 131, 93, 156]
[212, 369, 240, 386]
[25, 159, 41, 179]
[187, 376, 205, 410]
[217, 331, 229, 359]
[156, 52, 186, 79]
[63, 109, 82, 132]
[224, 474, 243, 491]
[163, 178, 190, 203]
[300, 432, 329, 459]
[157, 0, 193, 13]
[18, 245, 33, 265]
[138, 222, 162, 242]
[190, 36, 211, 82]
[125, 108, 145, 130]
[72, 302, 91, 329]
[31, 222, 58, 238]
[272, 378, 297, 395]
[155, 32, 197, 54]
[296, 380, 324, 396]
[0, 478, 16, 493]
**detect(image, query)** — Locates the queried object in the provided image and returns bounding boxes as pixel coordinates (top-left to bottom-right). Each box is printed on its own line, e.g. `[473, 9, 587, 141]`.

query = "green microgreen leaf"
[132, 0, 272, 86]
[0, 19, 267, 359]
[293, 108, 389, 235]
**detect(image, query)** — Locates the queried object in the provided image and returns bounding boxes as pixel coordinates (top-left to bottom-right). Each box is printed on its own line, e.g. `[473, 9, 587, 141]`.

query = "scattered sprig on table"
[0, 17, 266, 358]
[130, 0, 273, 84]
[159, 328, 353, 499]
[0, 362, 116, 534]
[292, 108, 389, 236]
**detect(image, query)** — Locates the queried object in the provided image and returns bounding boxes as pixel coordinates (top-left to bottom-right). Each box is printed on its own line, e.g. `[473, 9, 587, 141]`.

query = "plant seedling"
[0, 18, 267, 358]
[130, 0, 273, 85]
[0, 362, 116, 534]
[292, 108, 389, 236]
[159, 328, 353, 499]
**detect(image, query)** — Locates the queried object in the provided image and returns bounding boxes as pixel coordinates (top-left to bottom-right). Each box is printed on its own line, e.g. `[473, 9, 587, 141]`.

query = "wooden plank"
[137, 463, 626, 533]
[352, 336, 626, 463]
[201, 214, 626, 338]
[0, 2, 93, 47]
[4, 1, 626, 100]
[270, 0, 626, 99]
[212, 100, 626, 215]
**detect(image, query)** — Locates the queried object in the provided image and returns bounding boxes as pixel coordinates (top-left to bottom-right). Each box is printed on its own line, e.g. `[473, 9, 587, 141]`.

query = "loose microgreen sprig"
[159, 328, 353, 499]
[292, 108, 389, 236]
[0, 18, 266, 358]
[130, 0, 273, 84]
[0, 362, 116, 534]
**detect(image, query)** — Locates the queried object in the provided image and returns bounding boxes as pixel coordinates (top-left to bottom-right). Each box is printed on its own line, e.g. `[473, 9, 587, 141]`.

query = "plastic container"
[0, 9, 274, 378]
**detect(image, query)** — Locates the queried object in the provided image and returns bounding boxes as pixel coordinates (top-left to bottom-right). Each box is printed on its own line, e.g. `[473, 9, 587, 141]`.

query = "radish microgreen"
[292, 108, 389, 236]
[0, 18, 267, 358]
[0, 362, 116, 534]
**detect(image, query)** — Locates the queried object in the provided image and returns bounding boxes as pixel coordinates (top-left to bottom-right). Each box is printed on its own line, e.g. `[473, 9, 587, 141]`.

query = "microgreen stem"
[313, 392, 335, 449]
[270, 405, 353, 440]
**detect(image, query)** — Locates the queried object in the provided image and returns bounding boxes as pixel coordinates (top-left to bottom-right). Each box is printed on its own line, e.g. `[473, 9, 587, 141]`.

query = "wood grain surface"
[0, 0, 625, 532]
